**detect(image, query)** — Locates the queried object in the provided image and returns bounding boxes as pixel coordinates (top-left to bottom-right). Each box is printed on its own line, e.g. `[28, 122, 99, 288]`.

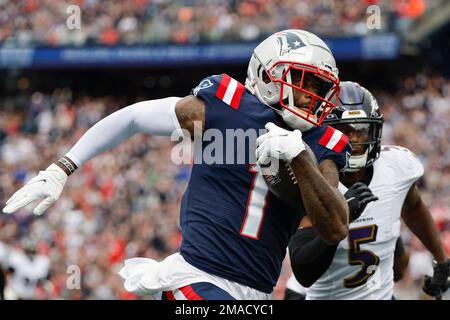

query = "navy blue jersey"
[179, 74, 351, 293]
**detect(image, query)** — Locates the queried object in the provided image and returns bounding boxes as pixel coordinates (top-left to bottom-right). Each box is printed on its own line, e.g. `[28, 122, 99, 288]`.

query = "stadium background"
[0, 0, 449, 300]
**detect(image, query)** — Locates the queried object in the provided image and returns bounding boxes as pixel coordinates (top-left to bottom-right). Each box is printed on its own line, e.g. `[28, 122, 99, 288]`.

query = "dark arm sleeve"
[289, 227, 339, 287]
[394, 237, 405, 258]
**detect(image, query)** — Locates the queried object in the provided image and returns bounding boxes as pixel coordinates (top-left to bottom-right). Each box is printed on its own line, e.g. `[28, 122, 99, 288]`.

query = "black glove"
[423, 260, 450, 299]
[344, 182, 378, 222]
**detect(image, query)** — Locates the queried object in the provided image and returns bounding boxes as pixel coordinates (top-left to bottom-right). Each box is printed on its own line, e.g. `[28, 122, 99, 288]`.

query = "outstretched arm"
[402, 183, 449, 298]
[65, 96, 204, 169]
[401, 183, 447, 264]
[3, 95, 205, 215]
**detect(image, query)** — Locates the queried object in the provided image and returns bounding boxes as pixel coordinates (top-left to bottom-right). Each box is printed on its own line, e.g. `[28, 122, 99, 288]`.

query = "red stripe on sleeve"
[333, 132, 349, 153]
[230, 81, 245, 110]
[215, 74, 231, 100]
[179, 285, 204, 300]
[318, 126, 335, 147]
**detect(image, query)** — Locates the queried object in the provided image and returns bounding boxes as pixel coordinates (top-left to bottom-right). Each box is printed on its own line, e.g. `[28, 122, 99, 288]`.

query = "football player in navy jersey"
[4, 30, 355, 300]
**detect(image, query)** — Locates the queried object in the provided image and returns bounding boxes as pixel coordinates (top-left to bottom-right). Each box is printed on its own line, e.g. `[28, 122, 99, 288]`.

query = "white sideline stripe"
[174, 289, 187, 300]
[223, 78, 238, 105]
[326, 129, 343, 150]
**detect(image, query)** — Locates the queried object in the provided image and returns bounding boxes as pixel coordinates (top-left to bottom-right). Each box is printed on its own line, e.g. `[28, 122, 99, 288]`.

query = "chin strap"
[281, 109, 315, 132]
[346, 149, 369, 172]
[244, 78, 256, 95]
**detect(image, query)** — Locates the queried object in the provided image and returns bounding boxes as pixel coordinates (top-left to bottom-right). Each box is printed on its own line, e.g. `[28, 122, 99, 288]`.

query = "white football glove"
[3, 164, 68, 215]
[256, 122, 306, 166]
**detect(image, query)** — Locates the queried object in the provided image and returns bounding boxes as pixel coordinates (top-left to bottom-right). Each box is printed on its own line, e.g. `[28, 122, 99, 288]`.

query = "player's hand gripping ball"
[256, 122, 318, 211]
[256, 122, 306, 166]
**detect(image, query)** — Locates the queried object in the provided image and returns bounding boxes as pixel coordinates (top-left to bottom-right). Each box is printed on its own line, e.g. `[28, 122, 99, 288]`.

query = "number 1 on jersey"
[240, 164, 270, 240]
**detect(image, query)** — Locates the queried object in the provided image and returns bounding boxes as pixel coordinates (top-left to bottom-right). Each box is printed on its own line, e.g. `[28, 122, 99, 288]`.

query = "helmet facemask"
[267, 61, 340, 130]
[331, 119, 383, 172]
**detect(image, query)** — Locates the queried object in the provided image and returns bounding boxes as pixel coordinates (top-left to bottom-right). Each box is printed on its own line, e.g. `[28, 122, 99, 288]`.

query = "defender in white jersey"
[306, 144, 422, 299]
[284, 236, 410, 300]
[287, 82, 449, 300]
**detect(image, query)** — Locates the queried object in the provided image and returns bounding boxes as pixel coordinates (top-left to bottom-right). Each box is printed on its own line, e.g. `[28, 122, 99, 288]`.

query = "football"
[261, 143, 318, 211]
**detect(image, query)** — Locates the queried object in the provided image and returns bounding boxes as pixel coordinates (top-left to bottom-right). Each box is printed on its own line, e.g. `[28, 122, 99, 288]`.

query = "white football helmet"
[245, 29, 340, 131]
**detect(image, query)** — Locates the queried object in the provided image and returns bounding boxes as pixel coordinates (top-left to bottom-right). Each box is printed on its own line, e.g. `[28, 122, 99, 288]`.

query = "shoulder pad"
[318, 126, 349, 153]
[380, 145, 424, 182]
[192, 74, 245, 110]
[192, 75, 220, 96]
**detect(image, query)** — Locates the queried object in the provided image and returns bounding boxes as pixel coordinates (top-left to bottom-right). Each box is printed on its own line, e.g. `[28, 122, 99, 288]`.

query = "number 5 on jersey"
[344, 224, 380, 288]
[240, 164, 270, 240]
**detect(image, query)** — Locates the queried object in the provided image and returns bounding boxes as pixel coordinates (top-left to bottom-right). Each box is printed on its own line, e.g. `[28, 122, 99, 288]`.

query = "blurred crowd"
[0, 0, 435, 47]
[375, 71, 450, 299]
[0, 68, 449, 300]
[0, 91, 189, 299]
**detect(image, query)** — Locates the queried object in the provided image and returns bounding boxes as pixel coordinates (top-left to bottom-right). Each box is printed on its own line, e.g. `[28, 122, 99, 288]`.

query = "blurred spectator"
[0, 89, 187, 299]
[0, 0, 441, 47]
[0, 239, 50, 299]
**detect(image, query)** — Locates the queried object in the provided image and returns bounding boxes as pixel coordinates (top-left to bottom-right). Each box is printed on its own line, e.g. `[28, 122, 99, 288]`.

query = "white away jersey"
[306, 145, 424, 300]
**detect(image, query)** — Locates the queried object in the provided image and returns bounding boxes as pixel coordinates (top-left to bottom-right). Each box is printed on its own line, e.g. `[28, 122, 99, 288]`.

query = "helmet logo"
[323, 63, 333, 71]
[276, 31, 305, 56]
